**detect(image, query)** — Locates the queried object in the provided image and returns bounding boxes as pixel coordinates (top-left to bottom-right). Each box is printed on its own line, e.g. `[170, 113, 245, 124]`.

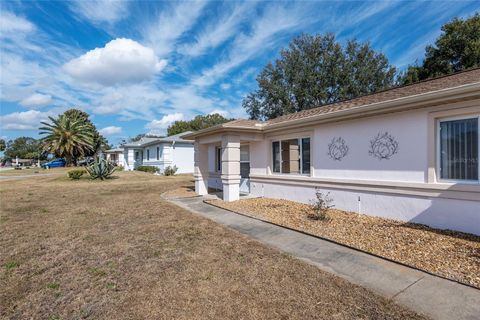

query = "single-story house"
[183, 68, 480, 235]
[104, 148, 124, 165]
[106, 132, 194, 173]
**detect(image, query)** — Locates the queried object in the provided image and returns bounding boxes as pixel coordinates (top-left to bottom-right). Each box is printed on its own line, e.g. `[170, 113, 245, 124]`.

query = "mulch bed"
[206, 197, 480, 289]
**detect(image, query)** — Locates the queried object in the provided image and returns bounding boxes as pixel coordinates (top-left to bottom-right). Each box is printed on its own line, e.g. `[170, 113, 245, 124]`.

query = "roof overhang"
[264, 82, 480, 133]
[181, 126, 264, 140]
[182, 81, 480, 139]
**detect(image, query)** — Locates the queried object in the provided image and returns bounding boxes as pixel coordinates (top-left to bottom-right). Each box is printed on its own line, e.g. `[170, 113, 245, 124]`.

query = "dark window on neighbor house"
[439, 117, 479, 181]
[147, 149, 150, 160]
[272, 137, 310, 175]
[157, 147, 160, 160]
[216, 147, 222, 172]
[135, 151, 139, 160]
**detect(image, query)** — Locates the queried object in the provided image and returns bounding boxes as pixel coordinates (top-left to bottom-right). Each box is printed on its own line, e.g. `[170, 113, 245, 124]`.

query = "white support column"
[221, 135, 240, 202]
[126, 148, 135, 171]
[194, 140, 209, 195]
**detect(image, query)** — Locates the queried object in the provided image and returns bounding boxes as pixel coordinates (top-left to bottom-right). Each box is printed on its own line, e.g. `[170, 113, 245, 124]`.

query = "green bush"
[86, 159, 115, 180]
[136, 166, 159, 173]
[163, 165, 178, 176]
[68, 169, 85, 180]
[116, 165, 124, 171]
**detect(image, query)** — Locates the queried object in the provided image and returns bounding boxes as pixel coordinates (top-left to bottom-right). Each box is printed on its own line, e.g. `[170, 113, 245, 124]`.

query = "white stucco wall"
[312, 109, 428, 182]
[171, 143, 194, 173]
[249, 181, 480, 235]
[249, 140, 269, 176]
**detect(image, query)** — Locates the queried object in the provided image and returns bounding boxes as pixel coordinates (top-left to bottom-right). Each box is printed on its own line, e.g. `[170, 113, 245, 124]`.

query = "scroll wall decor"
[327, 137, 349, 161]
[368, 132, 399, 160]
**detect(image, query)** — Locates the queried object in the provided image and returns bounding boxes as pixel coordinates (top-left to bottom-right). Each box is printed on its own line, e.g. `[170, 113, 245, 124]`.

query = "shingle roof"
[122, 131, 194, 147]
[183, 68, 480, 138]
[267, 68, 480, 125]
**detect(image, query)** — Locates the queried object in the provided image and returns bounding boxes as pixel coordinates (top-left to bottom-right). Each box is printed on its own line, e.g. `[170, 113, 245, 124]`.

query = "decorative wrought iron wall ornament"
[327, 137, 349, 161]
[368, 132, 399, 160]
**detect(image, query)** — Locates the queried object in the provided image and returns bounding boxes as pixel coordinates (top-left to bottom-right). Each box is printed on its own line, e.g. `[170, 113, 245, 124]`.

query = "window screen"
[439, 118, 478, 180]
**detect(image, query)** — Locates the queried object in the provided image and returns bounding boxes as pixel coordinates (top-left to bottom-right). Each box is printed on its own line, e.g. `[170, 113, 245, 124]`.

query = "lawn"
[0, 172, 425, 319]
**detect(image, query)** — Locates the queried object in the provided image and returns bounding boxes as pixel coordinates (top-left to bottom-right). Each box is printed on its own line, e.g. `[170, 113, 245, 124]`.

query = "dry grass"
[1, 173, 426, 320]
[162, 185, 198, 199]
[0, 167, 54, 176]
[207, 197, 480, 288]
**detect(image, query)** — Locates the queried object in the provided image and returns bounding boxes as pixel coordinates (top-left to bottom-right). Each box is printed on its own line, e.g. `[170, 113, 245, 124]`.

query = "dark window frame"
[271, 137, 311, 175]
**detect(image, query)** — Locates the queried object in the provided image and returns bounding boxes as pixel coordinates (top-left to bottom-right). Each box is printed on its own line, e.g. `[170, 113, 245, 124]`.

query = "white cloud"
[209, 109, 229, 117]
[63, 38, 167, 86]
[178, 2, 253, 57]
[220, 83, 231, 90]
[191, 4, 309, 88]
[145, 113, 184, 135]
[20, 93, 52, 107]
[0, 110, 51, 130]
[92, 83, 167, 119]
[99, 126, 122, 136]
[0, 11, 35, 34]
[69, 0, 129, 25]
[143, 1, 207, 56]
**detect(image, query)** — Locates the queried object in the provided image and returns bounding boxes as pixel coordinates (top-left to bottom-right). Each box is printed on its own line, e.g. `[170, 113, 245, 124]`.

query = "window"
[439, 117, 479, 181]
[157, 147, 160, 160]
[272, 137, 310, 174]
[216, 147, 222, 172]
[147, 149, 150, 160]
[272, 141, 280, 173]
[240, 145, 250, 178]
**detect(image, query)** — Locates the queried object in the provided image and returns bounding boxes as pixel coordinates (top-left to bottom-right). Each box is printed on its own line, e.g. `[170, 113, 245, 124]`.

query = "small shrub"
[68, 169, 85, 180]
[136, 165, 159, 173]
[115, 165, 124, 171]
[85, 159, 115, 180]
[163, 165, 178, 176]
[309, 188, 334, 220]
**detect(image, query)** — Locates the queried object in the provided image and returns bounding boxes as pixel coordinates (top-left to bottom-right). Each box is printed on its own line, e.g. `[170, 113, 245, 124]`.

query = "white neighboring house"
[105, 132, 194, 173]
[183, 69, 480, 235]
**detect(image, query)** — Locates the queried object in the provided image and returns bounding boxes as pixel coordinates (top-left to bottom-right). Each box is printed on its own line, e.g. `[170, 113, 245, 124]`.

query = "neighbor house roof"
[183, 68, 480, 139]
[122, 131, 194, 148]
[105, 148, 124, 153]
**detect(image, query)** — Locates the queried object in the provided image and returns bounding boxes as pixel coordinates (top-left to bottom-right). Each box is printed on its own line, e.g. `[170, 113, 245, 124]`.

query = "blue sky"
[0, 0, 478, 146]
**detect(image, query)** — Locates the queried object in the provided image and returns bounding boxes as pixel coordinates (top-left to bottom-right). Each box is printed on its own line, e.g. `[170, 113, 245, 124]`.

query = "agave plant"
[85, 158, 116, 180]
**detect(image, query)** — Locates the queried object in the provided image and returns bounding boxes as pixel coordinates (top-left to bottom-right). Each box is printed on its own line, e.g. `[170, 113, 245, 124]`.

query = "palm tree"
[39, 114, 94, 165]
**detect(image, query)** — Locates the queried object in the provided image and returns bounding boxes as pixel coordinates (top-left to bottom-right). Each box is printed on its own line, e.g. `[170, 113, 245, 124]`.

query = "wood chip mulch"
[206, 197, 480, 289]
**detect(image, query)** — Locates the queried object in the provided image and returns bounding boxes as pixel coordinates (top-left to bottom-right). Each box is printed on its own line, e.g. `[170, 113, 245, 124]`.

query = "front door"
[239, 144, 250, 194]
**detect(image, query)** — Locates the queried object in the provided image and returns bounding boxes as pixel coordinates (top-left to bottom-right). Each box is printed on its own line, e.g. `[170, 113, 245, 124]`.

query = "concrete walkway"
[168, 196, 480, 320]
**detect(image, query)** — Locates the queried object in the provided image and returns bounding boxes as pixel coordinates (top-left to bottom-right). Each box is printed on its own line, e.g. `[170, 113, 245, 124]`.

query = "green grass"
[47, 282, 60, 290]
[3, 261, 19, 270]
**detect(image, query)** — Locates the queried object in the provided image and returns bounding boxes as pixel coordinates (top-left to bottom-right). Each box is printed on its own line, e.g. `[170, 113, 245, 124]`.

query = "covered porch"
[193, 132, 263, 202]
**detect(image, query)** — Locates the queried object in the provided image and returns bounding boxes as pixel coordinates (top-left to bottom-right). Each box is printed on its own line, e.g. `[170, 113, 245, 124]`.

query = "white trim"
[436, 114, 480, 184]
